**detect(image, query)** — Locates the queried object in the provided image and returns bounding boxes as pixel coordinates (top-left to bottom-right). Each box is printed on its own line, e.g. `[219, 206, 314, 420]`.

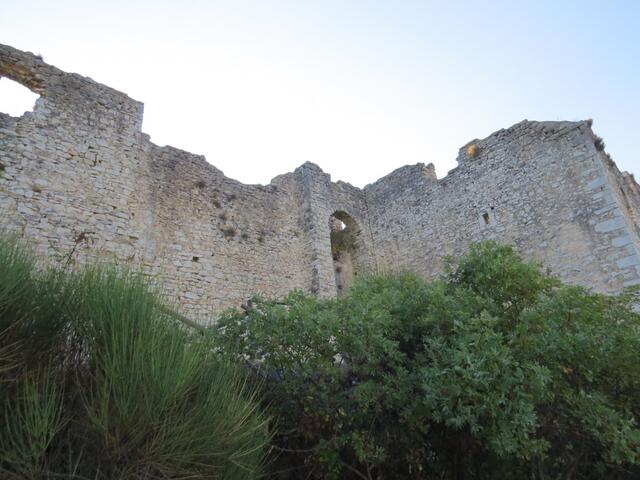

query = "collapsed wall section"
[138, 145, 312, 317]
[364, 120, 640, 293]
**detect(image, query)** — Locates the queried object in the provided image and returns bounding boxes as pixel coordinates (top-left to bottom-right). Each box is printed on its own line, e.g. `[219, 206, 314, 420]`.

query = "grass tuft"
[0, 234, 270, 479]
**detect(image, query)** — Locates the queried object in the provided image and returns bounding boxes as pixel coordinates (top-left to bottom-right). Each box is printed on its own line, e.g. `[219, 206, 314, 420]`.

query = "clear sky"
[1, 0, 638, 186]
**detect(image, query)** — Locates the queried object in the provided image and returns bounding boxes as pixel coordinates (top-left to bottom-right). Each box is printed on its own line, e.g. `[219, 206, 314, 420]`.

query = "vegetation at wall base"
[215, 242, 640, 480]
[3, 231, 640, 479]
[0, 234, 270, 479]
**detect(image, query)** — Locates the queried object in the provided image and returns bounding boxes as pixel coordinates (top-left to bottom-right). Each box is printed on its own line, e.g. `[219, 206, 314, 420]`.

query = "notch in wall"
[479, 207, 497, 228]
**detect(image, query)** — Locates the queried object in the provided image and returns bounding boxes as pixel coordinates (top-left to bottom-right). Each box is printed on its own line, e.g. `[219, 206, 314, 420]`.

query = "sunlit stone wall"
[1, 43, 638, 320]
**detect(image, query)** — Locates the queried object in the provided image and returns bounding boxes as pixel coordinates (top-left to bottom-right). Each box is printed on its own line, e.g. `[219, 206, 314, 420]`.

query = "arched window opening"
[329, 211, 363, 295]
[0, 77, 40, 117]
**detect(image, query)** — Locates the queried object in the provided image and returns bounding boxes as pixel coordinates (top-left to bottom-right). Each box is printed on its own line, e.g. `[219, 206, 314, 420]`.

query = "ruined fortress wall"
[0, 44, 372, 318]
[364, 120, 640, 292]
[141, 148, 372, 317]
[1, 43, 639, 319]
[0, 46, 148, 267]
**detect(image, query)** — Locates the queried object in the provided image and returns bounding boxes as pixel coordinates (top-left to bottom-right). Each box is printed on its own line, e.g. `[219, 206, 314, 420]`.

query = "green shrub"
[0, 235, 270, 479]
[215, 242, 640, 479]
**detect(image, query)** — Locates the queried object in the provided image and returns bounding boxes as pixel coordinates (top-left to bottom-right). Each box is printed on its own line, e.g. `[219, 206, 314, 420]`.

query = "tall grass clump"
[0, 235, 270, 479]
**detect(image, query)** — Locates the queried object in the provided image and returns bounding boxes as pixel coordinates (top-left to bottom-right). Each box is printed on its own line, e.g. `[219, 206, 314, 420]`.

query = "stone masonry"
[1, 43, 639, 320]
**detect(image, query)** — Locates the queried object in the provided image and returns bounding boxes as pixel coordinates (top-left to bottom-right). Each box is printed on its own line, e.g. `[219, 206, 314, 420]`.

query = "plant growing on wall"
[330, 227, 358, 258]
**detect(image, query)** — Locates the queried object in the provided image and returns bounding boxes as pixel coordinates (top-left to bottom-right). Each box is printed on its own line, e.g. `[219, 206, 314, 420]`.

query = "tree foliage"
[215, 242, 640, 479]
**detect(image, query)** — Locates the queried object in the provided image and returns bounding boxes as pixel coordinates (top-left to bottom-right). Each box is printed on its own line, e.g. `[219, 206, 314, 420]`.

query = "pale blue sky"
[1, 1, 638, 186]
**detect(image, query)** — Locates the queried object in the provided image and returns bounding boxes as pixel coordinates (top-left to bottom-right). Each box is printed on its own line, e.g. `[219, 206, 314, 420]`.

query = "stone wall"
[1, 43, 639, 320]
[364, 121, 640, 292]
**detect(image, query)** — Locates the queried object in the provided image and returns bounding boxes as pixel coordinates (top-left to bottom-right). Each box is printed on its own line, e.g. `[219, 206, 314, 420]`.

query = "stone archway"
[329, 211, 363, 295]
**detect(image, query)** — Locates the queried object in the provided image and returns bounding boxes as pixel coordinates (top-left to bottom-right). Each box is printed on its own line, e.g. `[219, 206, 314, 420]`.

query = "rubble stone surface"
[1, 44, 639, 320]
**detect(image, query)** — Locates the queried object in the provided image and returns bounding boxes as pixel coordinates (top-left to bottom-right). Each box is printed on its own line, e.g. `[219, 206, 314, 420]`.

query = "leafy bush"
[215, 242, 640, 479]
[0, 235, 270, 479]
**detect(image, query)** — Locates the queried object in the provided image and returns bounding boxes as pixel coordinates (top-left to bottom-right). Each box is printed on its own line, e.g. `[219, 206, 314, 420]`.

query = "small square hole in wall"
[192, 256, 199, 262]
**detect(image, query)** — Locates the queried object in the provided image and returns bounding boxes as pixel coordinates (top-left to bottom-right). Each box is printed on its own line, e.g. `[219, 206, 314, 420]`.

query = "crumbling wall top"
[0, 43, 144, 131]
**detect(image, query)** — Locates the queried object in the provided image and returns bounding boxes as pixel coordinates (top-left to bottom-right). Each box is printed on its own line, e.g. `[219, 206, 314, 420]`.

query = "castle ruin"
[1, 43, 639, 319]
